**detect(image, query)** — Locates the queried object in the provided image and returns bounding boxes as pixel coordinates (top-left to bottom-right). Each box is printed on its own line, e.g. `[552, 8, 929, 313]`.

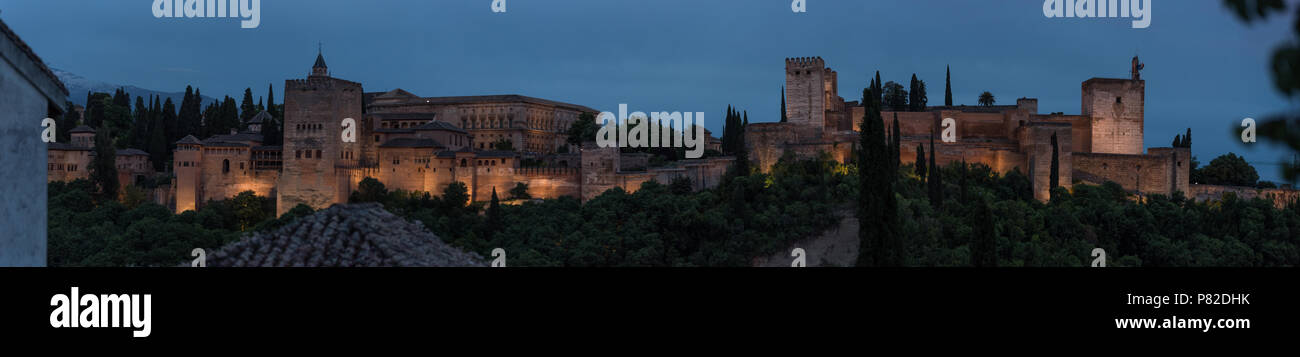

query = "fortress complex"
[172, 51, 732, 215]
[750, 56, 1190, 201]
[53, 53, 1280, 214]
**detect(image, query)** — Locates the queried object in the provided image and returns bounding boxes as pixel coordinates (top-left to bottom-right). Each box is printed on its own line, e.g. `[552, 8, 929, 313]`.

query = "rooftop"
[379, 137, 444, 148]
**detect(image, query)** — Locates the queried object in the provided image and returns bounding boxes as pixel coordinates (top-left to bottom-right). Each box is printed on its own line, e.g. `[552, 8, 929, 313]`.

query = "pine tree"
[89, 128, 119, 202]
[945, 65, 953, 106]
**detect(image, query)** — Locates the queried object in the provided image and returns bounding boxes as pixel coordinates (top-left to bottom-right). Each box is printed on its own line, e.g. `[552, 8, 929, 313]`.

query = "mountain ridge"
[53, 68, 218, 108]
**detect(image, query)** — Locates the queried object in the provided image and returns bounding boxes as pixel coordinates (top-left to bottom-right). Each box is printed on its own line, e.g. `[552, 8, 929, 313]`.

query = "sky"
[2, 0, 1297, 182]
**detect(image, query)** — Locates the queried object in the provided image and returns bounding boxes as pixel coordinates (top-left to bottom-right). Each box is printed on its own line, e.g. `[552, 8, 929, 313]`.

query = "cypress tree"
[1184, 128, 1192, 148]
[915, 79, 928, 111]
[892, 113, 901, 171]
[857, 72, 901, 267]
[131, 96, 149, 150]
[89, 128, 119, 201]
[734, 115, 750, 177]
[971, 199, 997, 267]
[57, 101, 78, 143]
[780, 86, 787, 123]
[928, 128, 943, 209]
[240, 88, 256, 122]
[959, 159, 969, 202]
[1050, 132, 1060, 192]
[267, 84, 277, 119]
[722, 106, 733, 153]
[908, 74, 919, 111]
[945, 65, 953, 106]
[916, 144, 927, 179]
[148, 103, 169, 171]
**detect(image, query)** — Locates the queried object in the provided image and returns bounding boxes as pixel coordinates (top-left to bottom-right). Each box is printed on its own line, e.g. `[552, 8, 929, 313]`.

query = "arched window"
[460, 159, 467, 167]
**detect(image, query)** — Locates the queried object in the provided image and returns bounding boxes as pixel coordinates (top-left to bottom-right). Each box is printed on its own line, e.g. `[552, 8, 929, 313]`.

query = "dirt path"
[753, 210, 859, 267]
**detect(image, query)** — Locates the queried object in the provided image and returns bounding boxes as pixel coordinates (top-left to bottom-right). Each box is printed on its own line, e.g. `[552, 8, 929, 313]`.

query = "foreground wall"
[1189, 184, 1300, 209]
[0, 19, 66, 266]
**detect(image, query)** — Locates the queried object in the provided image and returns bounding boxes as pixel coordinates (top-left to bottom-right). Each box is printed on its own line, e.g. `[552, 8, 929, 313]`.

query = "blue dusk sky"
[2, 0, 1296, 181]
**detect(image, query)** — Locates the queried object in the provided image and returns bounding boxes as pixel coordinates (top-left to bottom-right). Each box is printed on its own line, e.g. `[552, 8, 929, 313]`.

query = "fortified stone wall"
[1021, 122, 1073, 201]
[198, 146, 280, 202]
[1189, 184, 1300, 209]
[1073, 151, 1179, 195]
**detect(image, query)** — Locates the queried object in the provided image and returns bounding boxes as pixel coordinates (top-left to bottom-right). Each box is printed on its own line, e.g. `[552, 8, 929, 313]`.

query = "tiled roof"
[475, 150, 517, 158]
[47, 142, 90, 151]
[69, 125, 96, 134]
[245, 111, 273, 124]
[413, 120, 467, 133]
[202, 132, 263, 145]
[116, 148, 150, 156]
[366, 93, 598, 113]
[379, 137, 443, 148]
[313, 52, 327, 69]
[369, 112, 437, 121]
[175, 135, 203, 145]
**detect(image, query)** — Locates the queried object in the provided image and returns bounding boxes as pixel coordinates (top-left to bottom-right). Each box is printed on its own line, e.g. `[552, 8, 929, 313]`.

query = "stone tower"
[1081, 59, 1145, 155]
[173, 135, 203, 212]
[278, 50, 364, 216]
[785, 57, 828, 137]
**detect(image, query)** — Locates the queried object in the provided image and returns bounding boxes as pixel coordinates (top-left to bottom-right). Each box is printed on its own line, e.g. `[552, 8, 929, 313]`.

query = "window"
[222, 159, 230, 173]
[1116, 97, 1123, 104]
[315, 150, 321, 158]
[306, 150, 312, 159]
[296, 150, 302, 159]
[375, 135, 381, 143]
[460, 159, 467, 167]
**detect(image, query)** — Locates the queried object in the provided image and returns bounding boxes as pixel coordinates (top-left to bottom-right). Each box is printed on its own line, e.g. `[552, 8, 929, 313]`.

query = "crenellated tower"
[278, 50, 364, 216]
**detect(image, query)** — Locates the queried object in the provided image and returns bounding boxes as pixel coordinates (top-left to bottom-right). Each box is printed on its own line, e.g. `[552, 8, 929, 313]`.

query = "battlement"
[515, 167, 580, 177]
[785, 56, 825, 70]
[284, 77, 363, 91]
